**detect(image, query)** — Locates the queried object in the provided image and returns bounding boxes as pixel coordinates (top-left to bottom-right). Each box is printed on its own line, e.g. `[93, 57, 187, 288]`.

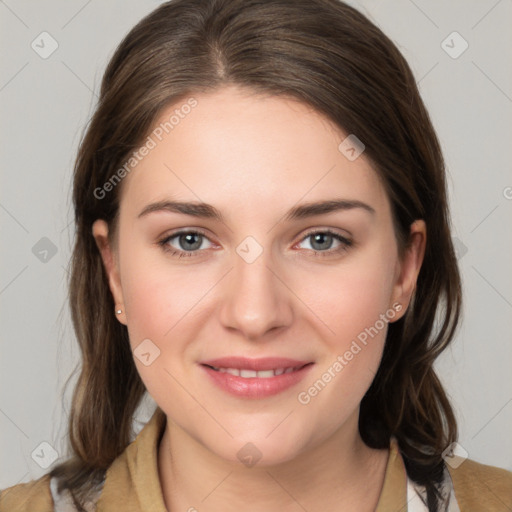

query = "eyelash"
[157, 228, 353, 259]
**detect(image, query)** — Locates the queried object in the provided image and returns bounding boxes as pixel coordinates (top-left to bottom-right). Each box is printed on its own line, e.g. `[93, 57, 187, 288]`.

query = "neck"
[157, 412, 389, 512]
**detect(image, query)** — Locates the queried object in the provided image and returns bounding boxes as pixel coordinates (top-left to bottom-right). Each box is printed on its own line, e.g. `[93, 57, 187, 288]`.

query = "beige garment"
[1, 406, 511, 511]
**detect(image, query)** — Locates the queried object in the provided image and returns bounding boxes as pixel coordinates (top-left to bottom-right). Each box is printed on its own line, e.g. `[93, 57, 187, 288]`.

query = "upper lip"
[200, 357, 313, 371]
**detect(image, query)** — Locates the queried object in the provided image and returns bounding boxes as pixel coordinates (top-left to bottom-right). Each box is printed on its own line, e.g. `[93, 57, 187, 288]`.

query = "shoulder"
[447, 457, 512, 510]
[0, 473, 54, 512]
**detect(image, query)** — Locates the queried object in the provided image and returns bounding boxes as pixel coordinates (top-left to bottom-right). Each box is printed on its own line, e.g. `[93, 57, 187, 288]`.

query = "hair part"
[50, 1, 462, 510]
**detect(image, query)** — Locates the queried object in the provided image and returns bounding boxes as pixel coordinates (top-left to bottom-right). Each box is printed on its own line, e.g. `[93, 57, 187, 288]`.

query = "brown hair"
[49, 0, 462, 510]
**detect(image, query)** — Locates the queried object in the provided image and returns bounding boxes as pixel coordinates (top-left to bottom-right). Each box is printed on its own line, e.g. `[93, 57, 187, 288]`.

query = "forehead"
[118, 85, 389, 221]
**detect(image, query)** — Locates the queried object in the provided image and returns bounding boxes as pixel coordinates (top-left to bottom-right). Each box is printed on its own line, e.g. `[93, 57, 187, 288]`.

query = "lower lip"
[200, 363, 314, 399]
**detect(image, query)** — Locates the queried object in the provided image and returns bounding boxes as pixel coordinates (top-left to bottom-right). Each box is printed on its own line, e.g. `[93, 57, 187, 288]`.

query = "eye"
[158, 229, 213, 258]
[157, 228, 353, 259]
[296, 229, 352, 257]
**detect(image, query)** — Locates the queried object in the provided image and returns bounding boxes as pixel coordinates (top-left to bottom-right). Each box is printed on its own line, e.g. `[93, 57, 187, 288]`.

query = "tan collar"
[97, 407, 407, 511]
[97, 406, 168, 511]
[375, 437, 407, 511]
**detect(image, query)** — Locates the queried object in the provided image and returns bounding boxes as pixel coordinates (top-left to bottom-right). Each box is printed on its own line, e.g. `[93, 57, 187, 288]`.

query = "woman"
[1, 0, 511, 510]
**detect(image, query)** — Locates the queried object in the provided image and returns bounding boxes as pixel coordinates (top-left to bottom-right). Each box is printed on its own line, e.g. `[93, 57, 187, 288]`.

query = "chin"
[206, 430, 310, 469]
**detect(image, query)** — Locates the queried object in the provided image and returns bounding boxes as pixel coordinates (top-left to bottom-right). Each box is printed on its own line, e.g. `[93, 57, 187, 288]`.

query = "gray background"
[1, 0, 511, 489]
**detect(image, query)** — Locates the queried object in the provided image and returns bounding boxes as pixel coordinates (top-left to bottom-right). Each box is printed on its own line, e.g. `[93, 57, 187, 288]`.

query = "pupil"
[181, 233, 201, 250]
[312, 233, 332, 251]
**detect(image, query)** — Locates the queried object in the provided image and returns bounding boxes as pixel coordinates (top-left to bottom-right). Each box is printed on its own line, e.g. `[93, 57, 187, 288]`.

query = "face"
[93, 84, 425, 466]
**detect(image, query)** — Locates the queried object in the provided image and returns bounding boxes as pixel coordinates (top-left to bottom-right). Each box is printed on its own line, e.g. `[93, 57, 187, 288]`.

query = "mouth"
[199, 357, 315, 399]
[202, 363, 311, 378]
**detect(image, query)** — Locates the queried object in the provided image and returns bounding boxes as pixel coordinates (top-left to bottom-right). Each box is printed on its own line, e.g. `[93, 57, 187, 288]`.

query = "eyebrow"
[137, 198, 375, 222]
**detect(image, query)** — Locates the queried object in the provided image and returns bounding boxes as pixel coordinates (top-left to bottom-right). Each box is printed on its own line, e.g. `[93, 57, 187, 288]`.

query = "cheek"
[119, 238, 209, 343]
[292, 249, 397, 414]
[122, 271, 170, 348]
[300, 248, 397, 349]
[118, 247, 218, 385]
[118, 256, 204, 410]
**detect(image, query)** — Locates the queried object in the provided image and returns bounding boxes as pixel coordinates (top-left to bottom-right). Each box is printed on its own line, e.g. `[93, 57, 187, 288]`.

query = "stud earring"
[116, 307, 122, 315]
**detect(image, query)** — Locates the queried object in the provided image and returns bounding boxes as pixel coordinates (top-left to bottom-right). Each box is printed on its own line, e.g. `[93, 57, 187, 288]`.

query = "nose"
[218, 247, 294, 341]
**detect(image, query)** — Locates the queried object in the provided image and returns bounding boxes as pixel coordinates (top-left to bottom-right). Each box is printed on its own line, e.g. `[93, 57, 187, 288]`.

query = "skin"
[93, 84, 426, 511]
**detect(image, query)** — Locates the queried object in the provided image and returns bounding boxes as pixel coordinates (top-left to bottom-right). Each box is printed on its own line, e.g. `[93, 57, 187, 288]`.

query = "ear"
[389, 220, 426, 321]
[92, 219, 127, 325]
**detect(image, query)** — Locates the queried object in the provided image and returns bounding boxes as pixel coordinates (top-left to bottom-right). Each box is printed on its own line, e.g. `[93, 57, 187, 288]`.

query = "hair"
[49, 0, 462, 510]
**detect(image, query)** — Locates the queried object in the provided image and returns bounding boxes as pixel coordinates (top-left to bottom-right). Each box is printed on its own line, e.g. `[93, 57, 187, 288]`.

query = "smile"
[204, 364, 307, 378]
[199, 358, 315, 399]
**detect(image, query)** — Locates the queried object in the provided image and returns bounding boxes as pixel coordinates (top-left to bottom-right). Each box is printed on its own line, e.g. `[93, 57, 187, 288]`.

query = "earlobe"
[92, 219, 127, 325]
[389, 220, 427, 321]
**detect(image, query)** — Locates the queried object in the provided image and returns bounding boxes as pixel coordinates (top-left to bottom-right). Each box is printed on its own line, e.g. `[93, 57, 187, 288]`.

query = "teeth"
[210, 366, 302, 378]
[240, 369, 258, 378]
[256, 370, 275, 378]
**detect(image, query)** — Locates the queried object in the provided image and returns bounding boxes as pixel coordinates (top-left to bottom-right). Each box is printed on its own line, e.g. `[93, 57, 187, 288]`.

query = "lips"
[199, 357, 314, 398]
[205, 366, 305, 378]
[200, 356, 312, 372]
